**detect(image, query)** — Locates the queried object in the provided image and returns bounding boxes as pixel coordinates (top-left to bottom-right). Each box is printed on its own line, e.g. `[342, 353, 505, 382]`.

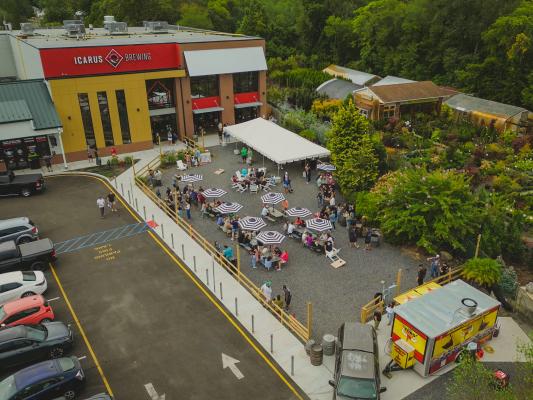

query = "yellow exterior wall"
[48, 70, 185, 154]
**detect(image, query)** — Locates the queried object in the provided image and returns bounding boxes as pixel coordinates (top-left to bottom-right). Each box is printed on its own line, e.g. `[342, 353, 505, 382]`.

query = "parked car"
[0, 218, 39, 245]
[0, 356, 85, 399]
[0, 240, 56, 274]
[54, 394, 112, 400]
[0, 322, 73, 370]
[0, 295, 54, 328]
[0, 271, 47, 306]
[329, 322, 387, 399]
[0, 171, 45, 197]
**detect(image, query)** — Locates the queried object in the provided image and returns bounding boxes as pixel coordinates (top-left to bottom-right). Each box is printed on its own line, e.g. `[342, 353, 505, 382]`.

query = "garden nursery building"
[0, 20, 267, 167]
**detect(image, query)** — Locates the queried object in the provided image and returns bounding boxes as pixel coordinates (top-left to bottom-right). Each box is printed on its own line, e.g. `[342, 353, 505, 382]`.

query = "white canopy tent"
[225, 118, 330, 173]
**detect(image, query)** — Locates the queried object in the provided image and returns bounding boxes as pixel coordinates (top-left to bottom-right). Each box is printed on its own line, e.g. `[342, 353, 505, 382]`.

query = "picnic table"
[268, 207, 284, 219]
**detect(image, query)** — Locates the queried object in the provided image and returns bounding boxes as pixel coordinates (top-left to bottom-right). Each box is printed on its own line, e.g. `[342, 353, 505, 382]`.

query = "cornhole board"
[331, 258, 346, 268]
[214, 168, 225, 175]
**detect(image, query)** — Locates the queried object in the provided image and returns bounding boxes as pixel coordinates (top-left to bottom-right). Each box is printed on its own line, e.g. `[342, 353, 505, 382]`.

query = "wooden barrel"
[310, 344, 323, 366]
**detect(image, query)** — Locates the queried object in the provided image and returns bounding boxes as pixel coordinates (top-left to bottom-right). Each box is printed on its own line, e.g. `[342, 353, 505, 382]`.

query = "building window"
[233, 71, 258, 93]
[190, 75, 219, 98]
[97, 91, 114, 146]
[146, 79, 175, 109]
[116, 90, 131, 144]
[78, 93, 95, 146]
[383, 105, 395, 119]
[357, 108, 369, 118]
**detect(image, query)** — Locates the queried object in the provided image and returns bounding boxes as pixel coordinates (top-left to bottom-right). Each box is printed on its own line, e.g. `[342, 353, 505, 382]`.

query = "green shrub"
[499, 267, 519, 299]
[463, 258, 502, 287]
[161, 152, 177, 167]
[122, 156, 133, 165]
[109, 157, 119, 166]
[299, 129, 317, 141]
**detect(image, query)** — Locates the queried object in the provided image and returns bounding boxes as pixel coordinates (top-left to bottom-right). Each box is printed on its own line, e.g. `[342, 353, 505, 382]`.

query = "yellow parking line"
[50, 173, 304, 399]
[49, 263, 114, 397]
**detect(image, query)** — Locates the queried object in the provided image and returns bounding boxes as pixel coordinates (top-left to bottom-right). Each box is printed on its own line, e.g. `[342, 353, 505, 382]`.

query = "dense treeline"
[2, 0, 532, 108]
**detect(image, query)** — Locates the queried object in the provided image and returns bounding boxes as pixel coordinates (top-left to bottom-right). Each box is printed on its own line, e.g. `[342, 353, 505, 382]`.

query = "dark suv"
[329, 322, 386, 399]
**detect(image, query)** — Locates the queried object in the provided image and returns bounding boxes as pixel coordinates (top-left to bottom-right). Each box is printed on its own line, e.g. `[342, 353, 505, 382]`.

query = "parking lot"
[0, 175, 304, 399]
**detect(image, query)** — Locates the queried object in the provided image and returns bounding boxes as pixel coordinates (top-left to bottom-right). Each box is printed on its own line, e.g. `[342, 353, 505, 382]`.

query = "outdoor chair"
[326, 247, 341, 261]
[235, 183, 247, 193]
[177, 160, 187, 171]
[249, 183, 259, 194]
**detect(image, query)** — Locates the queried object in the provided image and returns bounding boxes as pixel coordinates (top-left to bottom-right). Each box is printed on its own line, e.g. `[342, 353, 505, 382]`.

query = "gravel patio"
[159, 143, 421, 340]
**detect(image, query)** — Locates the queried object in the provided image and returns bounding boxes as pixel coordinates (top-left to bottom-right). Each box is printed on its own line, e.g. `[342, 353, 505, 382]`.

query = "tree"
[178, 3, 213, 29]
[463, 258, 503, 287]
[0, 0, 34, 28]
[236, 0, 267, 37]
[40, 0, 75, 24]
[369, 168, 480, 253]
[86, 0, 179, 27]
[327, 102, 379, 193]
[207, 0, 235, 32]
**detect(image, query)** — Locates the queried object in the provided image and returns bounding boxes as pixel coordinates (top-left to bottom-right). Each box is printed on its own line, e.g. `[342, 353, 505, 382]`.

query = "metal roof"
[0, 80, 61, 130]
[316, 78, 362, 99]
[445, 93, 528, 119]
[0, 100, 32, 123]
[373, 75, 415, 86]
[323, 65, 380, 86]
[368, 81, 449, 104]
[8, 27, 258, 49]
[394, 280, 500, 338]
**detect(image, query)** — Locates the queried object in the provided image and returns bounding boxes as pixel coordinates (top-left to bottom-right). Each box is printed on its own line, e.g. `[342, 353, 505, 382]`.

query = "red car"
[0, 295, 54, 327]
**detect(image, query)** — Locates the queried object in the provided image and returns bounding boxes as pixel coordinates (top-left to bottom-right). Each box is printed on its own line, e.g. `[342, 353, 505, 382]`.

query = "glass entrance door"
[193, 111, 221, 135]
[150, 114, 177, 144]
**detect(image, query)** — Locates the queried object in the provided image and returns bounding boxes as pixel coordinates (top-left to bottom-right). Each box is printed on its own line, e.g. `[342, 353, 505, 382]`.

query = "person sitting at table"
[261, 205, 269, 218]
[241, 167, 248, 177]
[281, 199, 289, 213]
[279, 250, 289, 269]
[261, 246, 270, 259]
[264, 256, 273, 271]
[223, 219, 232, 236]
[305, 234, 314, 248]
[273, 247, 282, 257]
[287, 221, 295, 236]
[216, 215, 224, 226]
[231, 175, 239, 184]
[294, 217, 305, 227]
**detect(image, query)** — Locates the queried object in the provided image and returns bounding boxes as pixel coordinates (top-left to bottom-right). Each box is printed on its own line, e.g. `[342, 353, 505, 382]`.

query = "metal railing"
[133, 157, 311, 342]
[359, 267, 465, 323]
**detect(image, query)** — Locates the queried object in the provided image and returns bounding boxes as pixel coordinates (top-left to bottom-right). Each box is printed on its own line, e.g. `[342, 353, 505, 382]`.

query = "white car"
[0, 271, 47, 305]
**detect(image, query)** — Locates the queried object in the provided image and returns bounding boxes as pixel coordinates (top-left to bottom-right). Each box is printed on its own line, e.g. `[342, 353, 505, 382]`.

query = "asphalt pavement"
[0, 175, 304, 399]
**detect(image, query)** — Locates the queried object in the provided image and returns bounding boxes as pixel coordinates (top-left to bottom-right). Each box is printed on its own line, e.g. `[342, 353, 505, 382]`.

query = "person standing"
[217, 121, 223, 144]
[87, 146, 94, 163]
[107, 192, 117, 212]
[304, 163, 311, 184]
[185, 201, 191, 220]
[240, 146, 248, 163]
[283, 172, 290, 194]
[282, 285, 292, 311]
[250, 248, 257, 269]
[373, 310, 382, 331]
[96, 196, 106, 219]
[428, 255, 440, 279]
[349, 226, 359, 248]
[385, 303, 395, 325]
[364, 229, 372, 250]
[417, 264, 427, 286]
[43, 154, 53, 172]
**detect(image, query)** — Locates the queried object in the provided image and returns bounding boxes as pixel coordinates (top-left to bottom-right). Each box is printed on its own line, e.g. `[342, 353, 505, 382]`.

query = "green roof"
[445, 93, 528, 119]
[0, 80, 61, 130]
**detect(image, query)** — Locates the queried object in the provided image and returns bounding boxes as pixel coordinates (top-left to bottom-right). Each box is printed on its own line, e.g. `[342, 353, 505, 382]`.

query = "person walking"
[304, 163, 311, 184]
[43, 154, 53, 172]
[240, 146, 248, 163]
[250, 248, 257, 269]
[217, 121, 223, 144]
[282, 285, 292, 311]
[417, 264, 427, 286]
[348, 226, 359, 248]
[385, 303, 395, 325]
[107, 191, 117, 212]
[329, 211, 337, 230]
[96, 196, 106, 219]
[260, 281, 272, 302]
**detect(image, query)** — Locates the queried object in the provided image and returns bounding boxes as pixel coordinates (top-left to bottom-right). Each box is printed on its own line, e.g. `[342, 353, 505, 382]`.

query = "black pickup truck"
[0, 239, 56, 273]
[0, 170, 45, 197]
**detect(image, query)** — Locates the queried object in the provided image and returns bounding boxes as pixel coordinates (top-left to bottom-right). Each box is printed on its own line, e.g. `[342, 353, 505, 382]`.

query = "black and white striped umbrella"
[256, 230, 286, 245]
[305, 218, 333, 232]
[286, 207, 312, 218]
[202, 188, 227, 198]
[181, 173, 203, 183]
[215, 202, 243, 214]
[317, 163, 336, 171]
[238, 216, 267, 231]
[261, 192, 285, 205]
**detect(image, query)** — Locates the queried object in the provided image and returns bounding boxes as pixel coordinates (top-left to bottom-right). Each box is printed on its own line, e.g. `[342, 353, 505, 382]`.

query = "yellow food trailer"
[389, 279, 500, 377]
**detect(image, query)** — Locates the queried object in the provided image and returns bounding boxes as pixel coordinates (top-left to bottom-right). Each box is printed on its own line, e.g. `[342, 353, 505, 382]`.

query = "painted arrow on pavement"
[144, 383, 166, 400]
[222, 353, 244, 380]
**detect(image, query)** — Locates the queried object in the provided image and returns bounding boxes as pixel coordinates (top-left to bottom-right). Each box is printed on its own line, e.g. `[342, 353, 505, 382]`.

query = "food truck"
[387, 279, 500, 377]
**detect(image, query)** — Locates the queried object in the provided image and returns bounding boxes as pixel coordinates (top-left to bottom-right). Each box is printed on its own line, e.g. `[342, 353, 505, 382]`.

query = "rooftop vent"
[20, 22, 34, 35]
[105, 21, 128, 35]
[63, 20, 85, 38]
[144, 21, 168, 33]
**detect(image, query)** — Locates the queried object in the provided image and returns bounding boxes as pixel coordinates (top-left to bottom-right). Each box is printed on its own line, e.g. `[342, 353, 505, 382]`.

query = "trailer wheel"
[20, 187, 31, 197]
[30, 261, 46, 271]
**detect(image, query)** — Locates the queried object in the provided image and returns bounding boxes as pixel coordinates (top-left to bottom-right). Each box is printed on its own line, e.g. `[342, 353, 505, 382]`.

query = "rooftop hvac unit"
[63, 20, 83, 27]
[20, 22, 34, 35]
[64, 23, 86, 38]
[145, 21, 168, 33]
[106, 21, 128, 34]
[104, 15, 115, 23]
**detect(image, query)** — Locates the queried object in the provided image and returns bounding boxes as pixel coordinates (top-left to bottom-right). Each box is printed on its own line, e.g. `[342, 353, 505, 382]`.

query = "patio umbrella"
[261, 192, 285, 205]
[238, 216, 267, 231]
[256, 230, 286, 245]
[305, 218, 333, 232]
[286, 207, 312, 218]
[181, 173, 203, 183]
[215, 202, 243, 214]
[202, 188, 227, 198]
[317, 163, 336, 172]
